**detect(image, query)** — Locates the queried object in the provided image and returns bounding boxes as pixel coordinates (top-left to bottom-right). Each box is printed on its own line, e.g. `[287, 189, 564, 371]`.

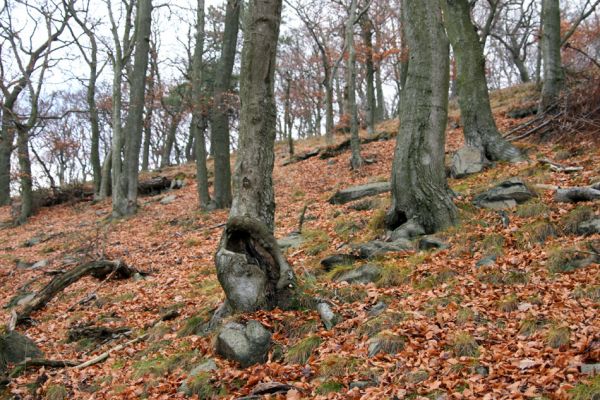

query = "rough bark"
[443, 0, 523, 163]
[0, 113, 13, 206]
[216, 0, 296, 313]
[539, 0, 564, 112]
[387, 0, 457, 234]
[211, 0, 241, 209]
[141, 54, 157, 172]
[159, 113, 181, 168]
[346, 0, 364, 170]
[361, 15, 376, 136]
[16, 128, 32, 225]
[99, 149, 112, 199]
[16, 260, 142, 325]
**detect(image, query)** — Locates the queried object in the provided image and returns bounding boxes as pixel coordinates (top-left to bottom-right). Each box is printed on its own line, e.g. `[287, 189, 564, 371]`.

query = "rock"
[474, 365, 489, 377]
[476, 255, 497, 267]
[170, 179, 185, 190]
[451, 146, 485, 178]
[349, 380, 376, 390]
[580, 363, 600, 375]
[418, 236, 448, 250]
[320, 254, 358, 271]
[333, 264, 381, 284]
[178, 359, 218, 395]
[577, 218, 600, 235]
[390, 219, 425, 241]
[160, 194, 177, 205]
[31, 259, 48, 270]
[0, 331, 44, 371]
[215, 321, 271, 368]
[328, 182, 391, 205]
[554, 186, 600, 203]
[277, 232, 304, 250]
[15, 260, 33, 270]
[349, 199, 376, 211]
[22, 236, 42, 247]
[354, 239, 413, 259]
[251, 382, 294, 396]
[367, 301, 387, 317]
[473, 178, 535, 210]
[316, 302, 338, 330]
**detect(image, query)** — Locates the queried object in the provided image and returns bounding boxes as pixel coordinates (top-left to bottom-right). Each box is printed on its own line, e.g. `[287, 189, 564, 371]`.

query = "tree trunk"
[190, 0, 211, 208]
[375, 64, 385, 122]
[0, 112, 14, 206]
[284, 75, 294, 157]
[17, 127, 32, 224]
[160, 114, 180, 168]
[116, 0, 152, 217]
[88, 39, 102, 197]
[99, 150, 112, 199]
[387, 0, 457, 234]
[215, 0, 296, 313]
[141, 61, 156, 172]
[346, 0, 363, 170]
[539, 0, 563, 112]
[443, 0, 523, 162]
[361, 16, 376, 136]
[211, 0, 241, 209]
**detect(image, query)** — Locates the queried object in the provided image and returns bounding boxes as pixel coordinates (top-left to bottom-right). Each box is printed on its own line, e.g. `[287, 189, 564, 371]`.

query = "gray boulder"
[473, 178, 535, 210]
[418, 236, 449, 251]
[178, 359, 217, 395]
[451, 146, 485, 179]
[215, 321, 271, 368]
[328, 182, 390, 205]
[160, 194, 177, 205]
[333, 264, 381, 284]
[355, 239, 413, 259]
[316, 302, 339, 330]
[277, 232, 304, 250]
[577, 218, 600, 235]
[390, 219, 425, 241]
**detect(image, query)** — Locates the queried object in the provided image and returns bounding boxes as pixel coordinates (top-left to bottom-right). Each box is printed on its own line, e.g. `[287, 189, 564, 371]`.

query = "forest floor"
[0, 82, 599, 400]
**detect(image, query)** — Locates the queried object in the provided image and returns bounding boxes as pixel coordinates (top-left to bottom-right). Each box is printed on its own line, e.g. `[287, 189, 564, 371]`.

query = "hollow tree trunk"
[387, 0, 457, 234]
[443, 0, 523, 163]
[215, 0, 295, 313]
[211, 0, 241, 209]
[539, 0, 563, 112]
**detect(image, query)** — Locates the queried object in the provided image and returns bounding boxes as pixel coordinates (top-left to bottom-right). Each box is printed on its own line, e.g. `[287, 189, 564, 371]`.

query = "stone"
[15, 260, 33, 270]
[0, 331, 44, 371]
[354, 239, 413, 259]
[577, 218, 600, 235]
[418, 236, 448, 251]
[349, 380, 376, 390]
[316, 302, 338, 330]
[473, 178, 535, 210]
[367, 301, 387, 317]
[328, 182, 391, 205]
[250, 382, 294, 396]
[333, 264, 381, 284]
[178, 359, 217, 395]
[580, 363, 600, 375]
[22, 236, 42, 247]
[31, 259, 48, 270]
[170, 179, 185, 190]
[215, 321, 271, 368]
[476, 255, 497, 267]
[390, 219, 425, 241]
[474, 365, 489, 377]
[451, 146, 485, 179]
[320, 254, 357, 271]
[277, 232, 304, 250]
[160, 194, 177, 205]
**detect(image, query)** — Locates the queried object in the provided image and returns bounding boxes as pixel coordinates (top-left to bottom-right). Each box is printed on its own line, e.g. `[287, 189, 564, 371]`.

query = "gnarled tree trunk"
[443, 0, 523, 163]
[387, 0, 457, 234]
[215, 0, 295, 313]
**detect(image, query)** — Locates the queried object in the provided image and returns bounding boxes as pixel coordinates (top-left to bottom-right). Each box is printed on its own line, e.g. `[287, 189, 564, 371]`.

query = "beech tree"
[387, 0, 457, 234]
[443, 0, 523, 169]
[215, 0, 295, 313]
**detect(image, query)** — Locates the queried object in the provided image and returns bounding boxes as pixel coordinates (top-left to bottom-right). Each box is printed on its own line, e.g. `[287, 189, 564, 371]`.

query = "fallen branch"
[13, 358, 78, 371]
[74, 333, 149, 369]
[16, 260, 145, 325]
[554, 186, 600, 203]
[538, 158, 583, 173]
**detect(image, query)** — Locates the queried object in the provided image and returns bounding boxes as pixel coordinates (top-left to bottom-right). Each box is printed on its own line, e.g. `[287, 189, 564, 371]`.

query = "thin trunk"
[87, 36, 101, 197]
[539, 0, 563, 112]
[212, 0, 241, 209]
[192, 0, 211, 207]
[335, 73, 344, 121]
[141, 60, 156, 171]
[388, 0, 457, 234]
[0, 113, 14, 206]
[443, 0, 523, 162]
[99, 149, 112, 199]
[346, 0, 363, 170]
[160, 114, 180, 168]
[17, 128, 32, 224]
[284, 75, 294, 157]
[361, 16, 376, 136]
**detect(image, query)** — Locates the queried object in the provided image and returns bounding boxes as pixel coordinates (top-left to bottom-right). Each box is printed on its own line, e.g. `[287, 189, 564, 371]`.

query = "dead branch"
[538, 158, 583, 173]
[74, 333, 149, 369]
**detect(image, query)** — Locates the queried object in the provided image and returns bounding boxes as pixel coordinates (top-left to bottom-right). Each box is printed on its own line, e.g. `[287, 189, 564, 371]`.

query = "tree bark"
[346, 0, 364, 170]
[16, 127, 32, 224]
[160, 113, 181, 168]
[215, 0, 295, 313]
[539, 0, 563, 112]
[387, 0, 457, 234]
[115, 0, 152, 217]
[0, 113, 14, 206]
[191, 0, 211, 207]
[99, 149, 112, 199]
[443, 0, 523, 162]
[211, 0, 241, 209]
[361, 16, 376, 136]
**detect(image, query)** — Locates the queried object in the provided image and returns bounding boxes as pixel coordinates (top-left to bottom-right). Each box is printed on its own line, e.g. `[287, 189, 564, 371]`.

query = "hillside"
[0, 82, 599, 399]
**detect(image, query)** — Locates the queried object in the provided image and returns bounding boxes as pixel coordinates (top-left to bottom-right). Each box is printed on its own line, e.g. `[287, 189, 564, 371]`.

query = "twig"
[197, 222, 226, 232]
[538, 158, 583, 173]
[74, 333, 149, 369]
[298, 204, 308, 233]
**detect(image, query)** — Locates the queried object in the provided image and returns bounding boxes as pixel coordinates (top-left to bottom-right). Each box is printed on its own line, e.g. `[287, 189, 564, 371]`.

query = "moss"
[184, 238, 202, 247]
[358, 310, 405, 338]
[45, 385, 68, 400]
[517, 220, 557, 246]
[498, 294, 519, 312]
[559, 206, 593, 234]
[370, 330, 406, 355]
[318, 355, 360, 378]
[516, 200, 549, 218]
[569, 375, 600, 400]
[367, 209, 387, 238]
[546, 325, 570, 349]
[285, 335, 321, 365]
[316, 380, 344, 395]
[456, 308, 474, 325]
[518, 317, 546, 337]
[481, 234, 505, 257]
[331, 285, 368, 303]
[177, 311, 211, 337]
[572, 285, 600, 302]
[546, 247, 589, 274]
[415, 268, 456, 290]
[334, 218, 363, 242]
[326, 264, 356, 281]
[132, 351, 196, 378]
[451, 332, 479, 358]
[377, 263, 412, 288]
[186, 371, 225, 398]
[303, 229, 330, 256]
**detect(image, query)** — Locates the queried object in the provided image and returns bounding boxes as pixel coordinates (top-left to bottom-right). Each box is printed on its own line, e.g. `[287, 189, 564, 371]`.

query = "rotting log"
[554, 186, 600, 203]
[215, 216, 296, 312]
[67, 325, 131, 343]
[137, 176, 172, 196]
[16, 260, 144, 325]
